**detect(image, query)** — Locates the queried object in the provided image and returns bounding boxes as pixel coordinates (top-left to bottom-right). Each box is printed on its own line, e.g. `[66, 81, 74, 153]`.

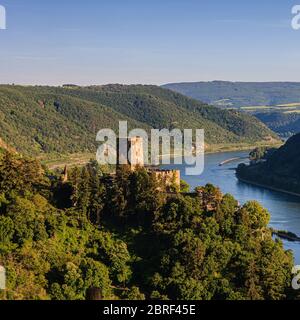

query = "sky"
[0, 0, 300, 85]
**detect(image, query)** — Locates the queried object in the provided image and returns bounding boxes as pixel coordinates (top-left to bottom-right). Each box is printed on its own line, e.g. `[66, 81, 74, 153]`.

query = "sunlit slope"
[0, 85, 278, 156]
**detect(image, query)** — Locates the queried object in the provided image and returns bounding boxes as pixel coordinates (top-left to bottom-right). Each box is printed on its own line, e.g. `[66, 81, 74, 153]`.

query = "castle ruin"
[117, 137, 144, 170]
[117, 137, 181, 189]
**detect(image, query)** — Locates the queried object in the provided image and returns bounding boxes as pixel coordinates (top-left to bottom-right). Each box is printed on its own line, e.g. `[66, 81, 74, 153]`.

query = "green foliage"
[240, 201, 270, 230]
[249, 146, 276, 162]
[180, 180, 190, 193]
[0, 153, 131, 300]
[149, 191, 292, 300]
[0, 151, 47, 198]
[0, 85, 278, 157]
[0, 152, 295, 300]
[106, 167, 165, 225]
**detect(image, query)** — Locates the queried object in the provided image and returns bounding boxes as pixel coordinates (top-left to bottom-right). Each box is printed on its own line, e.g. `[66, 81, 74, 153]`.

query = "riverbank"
[206, 141, 282, 153]
[272, 229, 300, 242]
[237, 177, 300, 198]
[43, 141, 282, 170]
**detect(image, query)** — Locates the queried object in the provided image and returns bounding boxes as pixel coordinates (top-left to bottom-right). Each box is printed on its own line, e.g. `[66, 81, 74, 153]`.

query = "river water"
[163, 150, 300, 264]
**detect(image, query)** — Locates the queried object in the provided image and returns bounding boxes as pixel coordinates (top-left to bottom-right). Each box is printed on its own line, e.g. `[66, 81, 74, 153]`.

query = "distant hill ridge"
[0, 84, 278, 156]
[163, 81, 300, 108]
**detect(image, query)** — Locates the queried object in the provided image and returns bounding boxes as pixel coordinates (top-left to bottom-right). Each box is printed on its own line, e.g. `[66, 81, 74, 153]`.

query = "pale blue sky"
[0, 0, 299, 85]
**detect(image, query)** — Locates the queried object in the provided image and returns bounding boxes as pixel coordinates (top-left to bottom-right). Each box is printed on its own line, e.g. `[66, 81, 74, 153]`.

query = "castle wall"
[151, 169, 181, 189]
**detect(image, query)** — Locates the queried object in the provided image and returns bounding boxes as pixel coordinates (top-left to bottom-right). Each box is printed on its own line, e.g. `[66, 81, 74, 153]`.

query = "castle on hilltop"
[61, 136, 181, 190]
[117, 137, 145, 170]
[117, 137, 181, 190]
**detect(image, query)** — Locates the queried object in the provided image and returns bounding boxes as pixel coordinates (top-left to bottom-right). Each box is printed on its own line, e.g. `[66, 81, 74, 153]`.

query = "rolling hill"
[255, 112, 300, 138]
[0, 84, 279, 158]
[163, 81, 300, 137]
[237, 133, 300, 194]
[163, 81, 300, 108]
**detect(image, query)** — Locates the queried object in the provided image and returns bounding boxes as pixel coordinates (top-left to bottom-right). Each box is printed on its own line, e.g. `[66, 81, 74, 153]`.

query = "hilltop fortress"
[117, 137, 181, 190]
[61, 136, 181, 190]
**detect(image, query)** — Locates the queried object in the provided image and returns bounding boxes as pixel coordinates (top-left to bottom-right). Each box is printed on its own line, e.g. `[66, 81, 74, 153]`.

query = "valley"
[163, 81, 300, 137]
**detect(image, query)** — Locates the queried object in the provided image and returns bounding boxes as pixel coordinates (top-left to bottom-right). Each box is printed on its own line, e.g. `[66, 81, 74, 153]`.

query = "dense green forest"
[237, 133, 300, 194]
[255, 112, 300, 138]
[0, 85, 278, 157]
[0, 150, 295, 300]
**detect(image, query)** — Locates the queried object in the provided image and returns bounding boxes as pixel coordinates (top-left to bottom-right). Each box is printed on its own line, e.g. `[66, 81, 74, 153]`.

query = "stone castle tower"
[116, 136, 181, 190]
[117, 137, 144, 170]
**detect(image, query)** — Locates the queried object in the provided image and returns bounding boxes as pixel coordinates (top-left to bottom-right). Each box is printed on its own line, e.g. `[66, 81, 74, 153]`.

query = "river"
[163, 150, 300, 264]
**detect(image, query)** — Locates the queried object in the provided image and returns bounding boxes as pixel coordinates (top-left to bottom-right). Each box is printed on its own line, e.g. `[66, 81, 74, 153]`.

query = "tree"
[180, 180, 190, 193]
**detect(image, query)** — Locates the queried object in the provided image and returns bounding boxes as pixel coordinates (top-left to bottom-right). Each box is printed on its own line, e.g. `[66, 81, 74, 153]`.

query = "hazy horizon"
[3, 80, 300, 87]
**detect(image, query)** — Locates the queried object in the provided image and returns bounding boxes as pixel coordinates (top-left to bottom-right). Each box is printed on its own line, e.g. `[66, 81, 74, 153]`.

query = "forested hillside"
[0, 85, 278, 157]
[0, 151, 295, 300]
[163, 81, 300, 108]
[255, 112, 300, 138]
[237, 133, 300, 194]
[163, 81, 300, 137]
